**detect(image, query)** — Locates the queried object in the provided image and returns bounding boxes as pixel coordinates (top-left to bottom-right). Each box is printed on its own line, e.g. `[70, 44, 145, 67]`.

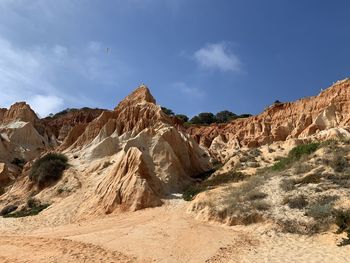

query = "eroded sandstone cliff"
[41, 108, 104, 142]
[0, 85, 212, 217]
[61, 85, 212, 213]
[187, 78, 350, 160]
[2, 79, 350, 219]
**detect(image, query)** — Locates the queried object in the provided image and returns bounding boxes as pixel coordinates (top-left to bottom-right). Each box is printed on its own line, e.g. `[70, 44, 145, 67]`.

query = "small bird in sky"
[106, 47, 110, 54]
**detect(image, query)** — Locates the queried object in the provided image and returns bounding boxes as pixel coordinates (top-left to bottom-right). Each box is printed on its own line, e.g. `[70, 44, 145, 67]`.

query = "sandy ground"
[0, 197, 349, 263]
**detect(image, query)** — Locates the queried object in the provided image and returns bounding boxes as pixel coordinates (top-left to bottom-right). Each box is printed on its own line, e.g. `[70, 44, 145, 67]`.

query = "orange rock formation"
[187, 79, 350, 158]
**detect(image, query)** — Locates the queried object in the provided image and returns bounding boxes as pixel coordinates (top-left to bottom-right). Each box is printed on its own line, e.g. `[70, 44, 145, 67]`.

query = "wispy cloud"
[28, 95, 64, 117]
[0, 36, 120, 116]
[0, 1, 130, 116]
[0, 37, 58, 112]
[171, 82, 205, 99]
[194, 43, 241, 72]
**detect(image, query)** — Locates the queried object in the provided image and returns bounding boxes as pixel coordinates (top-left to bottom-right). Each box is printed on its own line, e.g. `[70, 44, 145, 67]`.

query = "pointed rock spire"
[1, 102, 38, 124]
[114, 84, 156, 111]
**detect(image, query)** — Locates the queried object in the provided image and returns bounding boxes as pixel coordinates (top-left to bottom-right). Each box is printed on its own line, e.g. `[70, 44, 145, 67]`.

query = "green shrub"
[306, 202, 334, 220]
[11, 157, 25, 168]
[320, 139, 339, 149]
[280, 178, 296, 191]
[4, 204, 49, 218]
[272, 157, 290, 171]
[328, 154, 348, 172]
[190, 112, 216, 125]
[161, 107, 175, 116]
[175, 114, 189, 123]
[338, 228, 350, 246]
[29, 153, 68, 188]
[324, 173, 350, 188]
[334, 209, 350, 246]
[27, 197, 40, 208]
[288, 143, 320, 160]
[3, 198, 49, 218]
[293, 162, 312, 174]
[252, 200, 270, 211]
[272, 143, 320, 171]
[246, 189, 268, 201]
[284, 195, 308, 209]
[0, 205, 18, 216]
[248, 148, 262, 157]
[102, 161, 112, 169]
[334, 209, 350, 233]
[297, 173, 321, 185]
[182, 185, 204, 201]
[215, 110, 237, 123]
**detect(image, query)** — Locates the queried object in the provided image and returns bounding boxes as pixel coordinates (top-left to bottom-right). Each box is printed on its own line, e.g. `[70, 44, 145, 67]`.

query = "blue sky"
[0, 0, 349, 117]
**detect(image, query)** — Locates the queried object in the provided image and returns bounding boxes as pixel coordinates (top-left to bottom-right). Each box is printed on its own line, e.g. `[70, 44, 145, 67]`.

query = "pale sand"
[0, 199, 349, 262]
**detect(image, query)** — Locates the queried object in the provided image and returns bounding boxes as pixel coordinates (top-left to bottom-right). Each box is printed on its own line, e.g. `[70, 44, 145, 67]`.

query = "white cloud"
[0, 36, 58, 108]
[194, 43, 241, 72]
[0, 1, 133, 116]
[0, 36, 121, 116]
[172, 82, 205, 98]
[28, 95, 64, 117]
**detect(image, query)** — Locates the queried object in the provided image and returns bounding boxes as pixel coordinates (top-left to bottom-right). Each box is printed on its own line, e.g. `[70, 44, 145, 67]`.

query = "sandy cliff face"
[0, 102, 50, 164]
[2, 79, 350, 219]
[62, 86, 173, 152]
[0, 102, 103, 164]
[41, 108, 104, 142]
[0, 85, 212, 217]
[188, 78, 350, 160]
[61, 85, 212, 213]
[0, 102, 38, 124]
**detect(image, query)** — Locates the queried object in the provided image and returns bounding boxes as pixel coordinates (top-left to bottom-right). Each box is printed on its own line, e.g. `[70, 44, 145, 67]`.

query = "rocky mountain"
[59, 85, 211, 213]
[0, 85, 212, 219]
[0, 103, 103, 185]
[1, 80, 350, 262]
[0, 102, 38, 124]
[1, 79, 350, 220]
[188, 78, 350, 161]
[0, 102, 48, 164]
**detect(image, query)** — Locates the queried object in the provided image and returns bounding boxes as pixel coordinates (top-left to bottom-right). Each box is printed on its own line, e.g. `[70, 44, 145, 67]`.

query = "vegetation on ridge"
[46, 107, 105, 118]
[161, 106, 252, 125]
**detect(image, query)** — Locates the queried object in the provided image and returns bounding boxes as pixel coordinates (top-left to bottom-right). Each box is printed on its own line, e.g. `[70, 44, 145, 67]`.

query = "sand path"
[0, 198, 349, 262]
[0, 235, 136, 263]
